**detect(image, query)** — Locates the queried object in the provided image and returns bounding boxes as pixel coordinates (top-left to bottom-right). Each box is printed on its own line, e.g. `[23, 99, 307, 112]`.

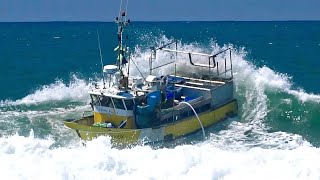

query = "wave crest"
[0, 75, 91, 107]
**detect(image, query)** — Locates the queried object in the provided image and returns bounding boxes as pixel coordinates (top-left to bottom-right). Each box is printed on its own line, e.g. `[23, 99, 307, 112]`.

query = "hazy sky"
[0, 0, 320, 22]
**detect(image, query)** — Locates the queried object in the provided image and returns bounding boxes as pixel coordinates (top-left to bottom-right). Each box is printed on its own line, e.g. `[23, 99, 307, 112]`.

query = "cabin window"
[91, 95, 100, 106]
[124, 99, 134, 110]
[112, 98, 125, 109]
[99, 96, 113, 108]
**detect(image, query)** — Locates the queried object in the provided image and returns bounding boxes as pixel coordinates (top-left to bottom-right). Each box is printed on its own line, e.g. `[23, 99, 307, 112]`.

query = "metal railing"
[149, 41, 233, 82]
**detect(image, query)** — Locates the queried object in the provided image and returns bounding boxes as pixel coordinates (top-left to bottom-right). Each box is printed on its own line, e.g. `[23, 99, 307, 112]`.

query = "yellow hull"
[64, 100, 237, 145]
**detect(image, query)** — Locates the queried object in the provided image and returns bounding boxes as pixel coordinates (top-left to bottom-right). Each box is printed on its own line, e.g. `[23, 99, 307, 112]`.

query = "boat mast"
[115, 0, 130, 89]
[115, 0, 130, 75]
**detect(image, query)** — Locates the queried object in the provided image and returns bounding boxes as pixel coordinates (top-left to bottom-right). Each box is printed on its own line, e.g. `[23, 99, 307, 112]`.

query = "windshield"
[112, 98, 125, 109]
[90, 95, 100, 106]
[99, 96, 114, 108]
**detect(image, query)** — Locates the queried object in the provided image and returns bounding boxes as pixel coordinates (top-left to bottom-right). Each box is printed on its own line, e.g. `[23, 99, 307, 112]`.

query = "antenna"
[119, 0, 123, 19]
[97, 29, 106, 89]
[125, 0, 129, 21]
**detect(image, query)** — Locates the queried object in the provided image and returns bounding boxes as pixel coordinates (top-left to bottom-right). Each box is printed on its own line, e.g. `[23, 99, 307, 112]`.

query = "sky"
[0, 0, 320, 22]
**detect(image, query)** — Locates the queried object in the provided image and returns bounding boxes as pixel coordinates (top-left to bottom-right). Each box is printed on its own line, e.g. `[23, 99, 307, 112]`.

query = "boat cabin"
[89, 91, 136, 128]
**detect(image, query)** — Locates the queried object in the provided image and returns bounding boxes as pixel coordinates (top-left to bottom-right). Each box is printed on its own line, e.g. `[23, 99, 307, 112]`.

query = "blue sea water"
[0, 21, 320, 179]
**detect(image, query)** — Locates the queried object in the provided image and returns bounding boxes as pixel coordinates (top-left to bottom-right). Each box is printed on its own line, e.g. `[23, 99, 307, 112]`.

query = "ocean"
[0, 21, 320, 179]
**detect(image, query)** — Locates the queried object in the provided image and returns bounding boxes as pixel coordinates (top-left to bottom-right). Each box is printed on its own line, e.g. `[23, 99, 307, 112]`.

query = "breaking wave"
[0, 75, 91, 107]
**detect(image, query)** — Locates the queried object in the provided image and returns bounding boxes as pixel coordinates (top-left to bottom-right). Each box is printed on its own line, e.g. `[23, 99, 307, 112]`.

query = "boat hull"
[64, 100, 237, 145]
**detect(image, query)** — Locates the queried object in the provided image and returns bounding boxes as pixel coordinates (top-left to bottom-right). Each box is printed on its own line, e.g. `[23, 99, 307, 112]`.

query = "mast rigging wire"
[96, 30, 106, 88]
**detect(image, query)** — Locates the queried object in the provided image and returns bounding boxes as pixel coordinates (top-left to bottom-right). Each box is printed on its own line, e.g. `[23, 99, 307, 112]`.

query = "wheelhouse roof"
[88, 89, 135, 100]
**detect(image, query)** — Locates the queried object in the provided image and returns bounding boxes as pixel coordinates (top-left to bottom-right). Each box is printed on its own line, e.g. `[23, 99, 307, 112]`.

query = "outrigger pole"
[96, 30, 106, 89]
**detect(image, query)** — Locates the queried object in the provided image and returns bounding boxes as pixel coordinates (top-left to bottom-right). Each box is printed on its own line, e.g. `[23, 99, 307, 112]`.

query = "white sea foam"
[234, 59, 320, 103]
[0, 133, 318, 180]
[208, 120, 311, 150]
[0, 75, 91, 106]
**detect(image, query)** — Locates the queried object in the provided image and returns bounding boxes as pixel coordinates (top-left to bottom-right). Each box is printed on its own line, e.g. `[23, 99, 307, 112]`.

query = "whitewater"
[1, 36, 320, 180]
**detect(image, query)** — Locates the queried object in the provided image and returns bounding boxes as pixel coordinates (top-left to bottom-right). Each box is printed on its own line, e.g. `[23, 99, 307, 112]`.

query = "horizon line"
[0, 20, 320, 23]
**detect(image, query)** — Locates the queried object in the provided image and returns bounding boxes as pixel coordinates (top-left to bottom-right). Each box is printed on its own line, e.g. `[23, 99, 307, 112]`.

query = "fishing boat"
[64, 4, 238, 145]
